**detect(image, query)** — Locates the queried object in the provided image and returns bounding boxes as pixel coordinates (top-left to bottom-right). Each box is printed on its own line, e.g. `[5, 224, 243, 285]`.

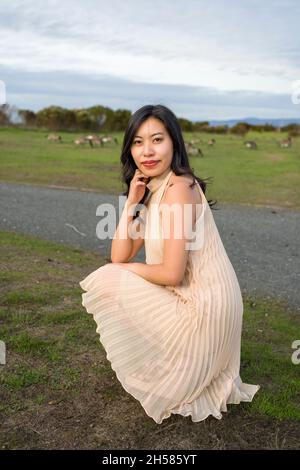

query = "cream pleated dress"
[79, 168, 260, 424]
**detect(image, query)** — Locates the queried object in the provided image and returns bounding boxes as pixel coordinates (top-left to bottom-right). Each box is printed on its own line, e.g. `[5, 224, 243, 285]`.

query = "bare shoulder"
[163, 173, 202, 204]
[167, 173, 194, 188]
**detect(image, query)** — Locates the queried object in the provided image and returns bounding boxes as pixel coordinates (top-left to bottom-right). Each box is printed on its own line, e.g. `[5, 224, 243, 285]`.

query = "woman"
[79, 104, 259, 424]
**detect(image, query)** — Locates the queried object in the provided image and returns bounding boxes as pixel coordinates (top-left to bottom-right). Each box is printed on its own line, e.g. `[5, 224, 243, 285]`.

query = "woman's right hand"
[127, 169, 150, 205]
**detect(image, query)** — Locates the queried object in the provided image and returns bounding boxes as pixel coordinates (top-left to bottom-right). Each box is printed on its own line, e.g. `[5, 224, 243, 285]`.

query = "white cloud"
[2, 66, 299, 121]
[1, 0, 300, 117]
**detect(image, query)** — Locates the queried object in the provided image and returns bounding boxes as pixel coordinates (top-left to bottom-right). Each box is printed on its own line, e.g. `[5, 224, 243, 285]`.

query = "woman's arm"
[111, 169, 148, 263]
[111, 200, 144, 263]
[115, 181, 196, 285]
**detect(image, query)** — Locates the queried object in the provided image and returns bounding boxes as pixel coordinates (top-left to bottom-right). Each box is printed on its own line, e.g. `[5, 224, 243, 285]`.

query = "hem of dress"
[108, 355, 260, 425]
[79, 268, 260, 426]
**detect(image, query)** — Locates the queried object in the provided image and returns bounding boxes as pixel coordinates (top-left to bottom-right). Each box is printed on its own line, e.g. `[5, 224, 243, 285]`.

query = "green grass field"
[0, 127, 299, 209]
[0, 230, 299, 449]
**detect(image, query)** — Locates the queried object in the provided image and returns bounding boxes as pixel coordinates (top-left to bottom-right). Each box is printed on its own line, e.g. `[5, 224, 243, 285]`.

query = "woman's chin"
[142, 162, 167, 175]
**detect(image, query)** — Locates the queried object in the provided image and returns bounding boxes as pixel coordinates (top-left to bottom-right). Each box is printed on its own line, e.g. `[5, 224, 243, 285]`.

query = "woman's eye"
[133, 138, 162, 144]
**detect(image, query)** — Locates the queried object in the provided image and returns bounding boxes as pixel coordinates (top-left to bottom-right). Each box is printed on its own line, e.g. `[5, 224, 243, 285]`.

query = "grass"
[0, 229, 299, 449]
[241, 298, 300, 420]
[0, 126, 299, 209]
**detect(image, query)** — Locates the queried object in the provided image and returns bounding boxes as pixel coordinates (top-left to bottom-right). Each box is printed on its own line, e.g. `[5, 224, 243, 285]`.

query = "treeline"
[0, 104, 131, 132]
[178, 119, 300, 136]
[0, 103, 300, 135]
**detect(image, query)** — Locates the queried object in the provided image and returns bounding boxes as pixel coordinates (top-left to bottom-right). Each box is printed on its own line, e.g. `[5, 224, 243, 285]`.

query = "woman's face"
[130, 117, 173, 176]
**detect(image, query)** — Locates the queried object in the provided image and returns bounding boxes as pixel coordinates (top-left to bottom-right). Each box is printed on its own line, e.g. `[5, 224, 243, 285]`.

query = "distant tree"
[251, 123, 276, 132]
[0, 104, 10, 125]
[194, 121, 209, 132]
[18, 109, 37, 127]
[178, 118, 194, 132]
[250, 124, 262, 132]
[286, 124, 300, 137]
[87, 105, 111, 131]
[197, 124, 210, 133]
[36, 106, 67, 130]
[230, 122, 250, 137]
[96, 113, 107, 129]
[281, 123, 300, 133]
[112, 109, 132, 131]
[63, 109, 77, 130]
[262, 123, 276, 132]
[74, 109, 93, 130]
[0, 103, 19, 125]
[210, 125, 228, 134]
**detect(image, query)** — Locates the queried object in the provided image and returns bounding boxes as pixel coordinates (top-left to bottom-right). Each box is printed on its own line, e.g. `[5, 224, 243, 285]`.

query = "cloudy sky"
[1, 0, 300, 120]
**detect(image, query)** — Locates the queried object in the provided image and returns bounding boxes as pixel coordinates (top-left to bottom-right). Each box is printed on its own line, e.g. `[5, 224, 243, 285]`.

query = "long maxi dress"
[79, 167, 260, 424]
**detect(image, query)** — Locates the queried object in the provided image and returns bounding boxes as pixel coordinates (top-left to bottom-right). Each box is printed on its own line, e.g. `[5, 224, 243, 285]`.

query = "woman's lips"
[142, 160, 160, 167]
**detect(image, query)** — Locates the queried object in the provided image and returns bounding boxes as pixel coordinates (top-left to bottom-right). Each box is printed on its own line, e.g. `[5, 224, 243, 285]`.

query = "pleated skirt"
[79, 263, 260, 424]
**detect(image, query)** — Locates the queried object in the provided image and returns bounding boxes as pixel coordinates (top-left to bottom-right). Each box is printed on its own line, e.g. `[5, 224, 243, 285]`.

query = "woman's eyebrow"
[134, 132, 164, 138]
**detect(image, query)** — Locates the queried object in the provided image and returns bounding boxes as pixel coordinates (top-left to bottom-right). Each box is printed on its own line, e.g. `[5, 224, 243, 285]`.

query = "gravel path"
[1, 182, 299, 310]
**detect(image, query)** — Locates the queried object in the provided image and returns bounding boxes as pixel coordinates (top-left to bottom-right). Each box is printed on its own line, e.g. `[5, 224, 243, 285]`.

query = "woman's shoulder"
[167, 172, 195, 188]
[163, 172, 202, 205]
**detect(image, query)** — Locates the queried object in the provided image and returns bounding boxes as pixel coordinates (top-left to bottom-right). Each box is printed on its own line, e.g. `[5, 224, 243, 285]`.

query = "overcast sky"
[1, 0, 300, 120]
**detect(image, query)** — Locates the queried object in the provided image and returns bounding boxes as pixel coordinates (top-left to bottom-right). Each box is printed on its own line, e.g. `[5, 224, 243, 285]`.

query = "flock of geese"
[47, 133, 118, 147]
[46, 133, 294, 156]
[183, 136, 293, 157]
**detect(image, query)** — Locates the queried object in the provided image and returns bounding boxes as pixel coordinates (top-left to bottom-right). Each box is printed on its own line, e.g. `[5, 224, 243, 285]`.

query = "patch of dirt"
[1, 353, 299, 450]
[267, 154, 284, 162]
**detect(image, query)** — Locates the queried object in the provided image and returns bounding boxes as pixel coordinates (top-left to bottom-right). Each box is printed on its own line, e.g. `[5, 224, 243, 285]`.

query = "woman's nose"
[143, 142, 154, 155]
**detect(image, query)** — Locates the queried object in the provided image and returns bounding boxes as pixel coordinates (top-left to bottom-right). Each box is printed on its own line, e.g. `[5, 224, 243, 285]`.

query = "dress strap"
[156, 170, 174, 206]
[190, 180, 207, 224]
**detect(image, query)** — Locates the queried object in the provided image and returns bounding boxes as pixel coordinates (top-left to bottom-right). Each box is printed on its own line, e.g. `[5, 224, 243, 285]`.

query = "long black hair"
[120, 104, 218, 210]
